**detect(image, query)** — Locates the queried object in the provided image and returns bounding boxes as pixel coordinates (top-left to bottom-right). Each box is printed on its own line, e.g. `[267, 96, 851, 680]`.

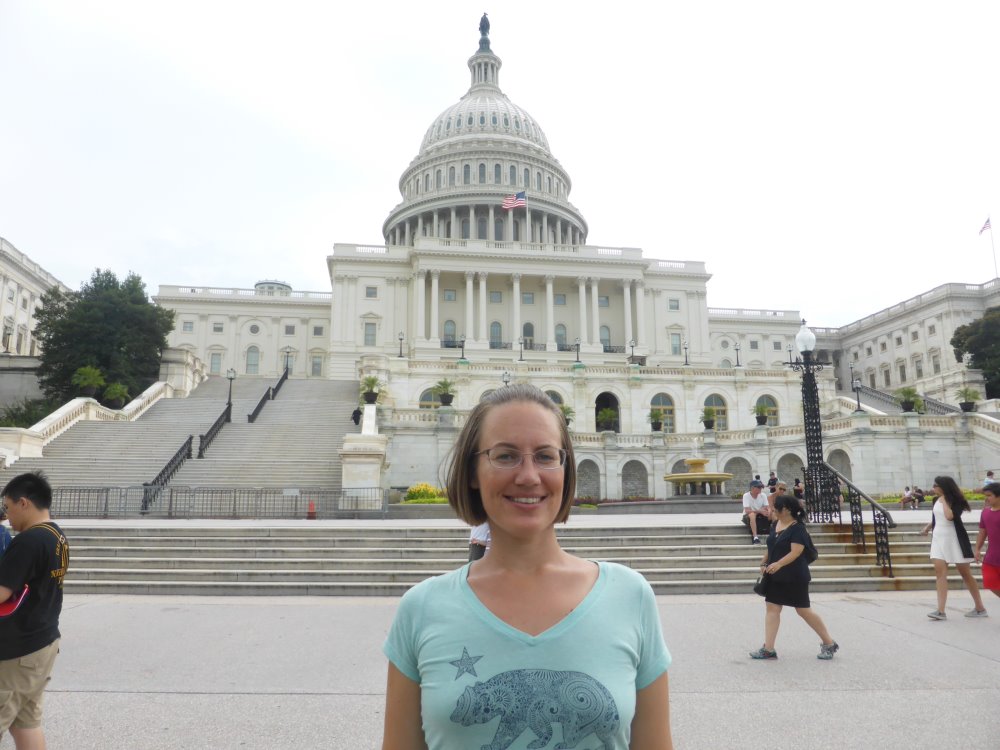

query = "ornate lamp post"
[397, 331, 404, 358]
[281, 346, 293, 374]
[517, 337, 524, 361]
[787, 319, 840, 523]
[682, 340, 690, 366]
[501, 370, 511, 387]
[459, 334, 467, 360]
[225, 368, 236, 422]
[628, 339, 636, 362]
[734, 343, 741, 368]
[574, 337, 581, 363]
[849, 362, 863, 413]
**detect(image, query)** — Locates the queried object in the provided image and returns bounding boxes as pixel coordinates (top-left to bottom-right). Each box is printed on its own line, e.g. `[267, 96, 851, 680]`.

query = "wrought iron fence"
[247, 388, 273, 423]
[272, 367, 289, 397]
[143, 436, 193, 510]
[827, 464, 895, 575]
[197, 404, 231, 458]
[50, 485, 388, 519]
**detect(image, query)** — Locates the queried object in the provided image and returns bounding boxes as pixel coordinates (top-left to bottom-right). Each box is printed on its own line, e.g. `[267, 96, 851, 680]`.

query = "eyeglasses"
[475, 447, 567, 470]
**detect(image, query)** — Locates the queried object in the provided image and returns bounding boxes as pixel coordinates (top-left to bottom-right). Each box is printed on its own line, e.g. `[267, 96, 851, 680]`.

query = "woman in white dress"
[920, 475, 987, 620]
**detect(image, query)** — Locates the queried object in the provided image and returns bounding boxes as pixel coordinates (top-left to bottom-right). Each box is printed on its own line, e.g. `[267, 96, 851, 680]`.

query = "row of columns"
[388, 205, 584, 247]
[0, 275, 35, 354]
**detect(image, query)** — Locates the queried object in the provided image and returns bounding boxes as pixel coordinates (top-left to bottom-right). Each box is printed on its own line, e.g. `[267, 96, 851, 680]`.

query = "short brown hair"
[446, 384, 576, 525]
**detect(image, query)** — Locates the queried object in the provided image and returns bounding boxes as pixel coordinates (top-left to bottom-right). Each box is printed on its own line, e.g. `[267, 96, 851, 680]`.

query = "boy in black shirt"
[0, 472, 69, 749]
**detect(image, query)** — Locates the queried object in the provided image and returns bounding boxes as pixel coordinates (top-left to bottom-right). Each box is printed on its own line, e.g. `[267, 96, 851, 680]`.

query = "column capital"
[544, 274, 555, 284]
[477, 271, 489, 281]
[635, 279, 646, 291]
[430, 269, 441, 279]
[465, 270, 475, 280]
[589, 276, 601, 285]
[415, 269, 427, 280]
[576, 275, 588, 286]
[619, 278, 633, 290]
[386, 277, 397, 286]
[511, 273, 521, 282]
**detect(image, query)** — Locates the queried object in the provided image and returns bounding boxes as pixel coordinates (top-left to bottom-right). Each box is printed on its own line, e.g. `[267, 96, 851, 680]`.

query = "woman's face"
[932, 482, 943, 497]
[472, 401, 566, 541]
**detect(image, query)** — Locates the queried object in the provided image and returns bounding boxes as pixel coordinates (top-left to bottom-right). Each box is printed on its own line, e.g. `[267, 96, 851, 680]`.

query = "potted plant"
[103, 382, 129, 409]
[751, 403, 770, 426]
[360, 375, 383, 405]
[596, 407, 618, 432]
[956, 386, 981, 413]
[894, 386, 923, 413]
[700, 406, 716, 430]
[431, 378, 457, 406]
[71, 365, 105, 397]
[558, 403, 575, 426]
[647, 409, 663, 432]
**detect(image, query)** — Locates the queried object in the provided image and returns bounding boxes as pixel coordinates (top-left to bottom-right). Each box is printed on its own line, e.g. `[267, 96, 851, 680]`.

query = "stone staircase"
[59, 523, 965, 596]
[168, 378, 360, 490]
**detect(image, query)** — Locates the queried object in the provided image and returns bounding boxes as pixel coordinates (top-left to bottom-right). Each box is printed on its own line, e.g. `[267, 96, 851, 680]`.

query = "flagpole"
[991, 222, 998, 281]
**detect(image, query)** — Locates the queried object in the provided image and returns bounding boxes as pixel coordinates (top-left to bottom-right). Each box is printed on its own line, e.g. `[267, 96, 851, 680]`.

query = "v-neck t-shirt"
[383, 561, 671, 750]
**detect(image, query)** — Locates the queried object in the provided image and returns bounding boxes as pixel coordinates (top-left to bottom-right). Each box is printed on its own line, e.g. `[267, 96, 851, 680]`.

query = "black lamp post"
[282, 347, 292, 374]
[849, 362, 863, 413]
[501, 370, 511, 387]
[397, 331, 404, 358]
[628, 339, 636, 362]
[518, 337, 524, 361]
[574, 337, 581, 363]
[734, 343, 741, 367]
[682, 340, 690, 366]
[459, 334, 467, 360]
[787, 319, 840, 523]
[225, 368, 236, 422]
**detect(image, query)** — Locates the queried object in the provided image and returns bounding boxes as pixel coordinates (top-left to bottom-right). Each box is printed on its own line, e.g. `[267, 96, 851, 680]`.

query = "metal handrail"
[826, 462, 895, 576]
[920, 393, 960, 415]
[247, 388, 272, 423]
[197, 404, 231, 458]
[272, 367, 289, 397]
[854, 383, 899, 410]
[142, 435, 193, 510]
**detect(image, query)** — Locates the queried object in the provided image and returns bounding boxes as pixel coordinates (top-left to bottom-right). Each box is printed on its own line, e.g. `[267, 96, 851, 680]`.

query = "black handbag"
[753, 573, 770, 596]
[804, 531, 819, 564]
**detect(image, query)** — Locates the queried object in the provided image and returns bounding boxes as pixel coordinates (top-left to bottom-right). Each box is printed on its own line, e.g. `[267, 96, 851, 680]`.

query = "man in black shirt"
[0, 472, 69, 749]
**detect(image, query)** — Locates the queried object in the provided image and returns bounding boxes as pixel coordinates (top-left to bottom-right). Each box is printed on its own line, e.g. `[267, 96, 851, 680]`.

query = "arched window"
[478, 163, 486, 183]
[555, 324, 567, 348]
[463, 164, 471, 184]
[494, 164, 501, 183]
[523, 168, 530, 187]
[522, 322, 535, 347]
[448, 166, 455, 186]
[419, 389, 441, 409]
[547, 175, 552, 193]
[424, 174, 430, 191]
[435, 170, 441, 189]
[545, 390, 563, 405]
[705, 394, 728, 431]
[494, 218, 504, 240]
[509, 165, 516, 184]
[246, 346, 259, 375]
[461, 218, 470, 239]
[536, 172, 542, 191]
[650, 393, 675, 433]
[600, 326, 611, 351]
[490, 321, 503, 348]
[443, 320, 456, 344]
[477, 217, 487, 239]
[756, 395, 779, 426]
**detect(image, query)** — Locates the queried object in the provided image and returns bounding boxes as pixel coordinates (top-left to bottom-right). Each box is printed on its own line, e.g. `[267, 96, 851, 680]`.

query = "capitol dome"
[382, 21, 587, 247]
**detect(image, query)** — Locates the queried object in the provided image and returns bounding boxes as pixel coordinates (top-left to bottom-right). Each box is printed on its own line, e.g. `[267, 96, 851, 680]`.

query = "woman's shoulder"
[598, 560, 654, 591]
[399, 564, 467, 606]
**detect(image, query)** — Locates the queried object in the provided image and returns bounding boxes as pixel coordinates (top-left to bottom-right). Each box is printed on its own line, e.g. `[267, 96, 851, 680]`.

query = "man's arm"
[0, 585, 12, 600]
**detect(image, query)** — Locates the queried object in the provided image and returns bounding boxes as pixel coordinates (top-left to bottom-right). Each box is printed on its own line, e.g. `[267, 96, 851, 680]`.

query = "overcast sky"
[2, 1, 998, 327]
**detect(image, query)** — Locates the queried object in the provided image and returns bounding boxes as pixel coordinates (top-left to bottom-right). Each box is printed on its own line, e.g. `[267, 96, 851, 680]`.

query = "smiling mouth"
[507, 496, 544, 505]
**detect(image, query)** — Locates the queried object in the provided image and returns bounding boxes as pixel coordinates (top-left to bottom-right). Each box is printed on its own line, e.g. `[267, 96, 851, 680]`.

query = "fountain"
[663, 439, 733, 497]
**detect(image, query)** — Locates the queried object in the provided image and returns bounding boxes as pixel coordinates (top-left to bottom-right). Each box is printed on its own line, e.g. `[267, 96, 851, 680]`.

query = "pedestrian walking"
[975, 482, 1000, 603]
[920, 475, 987, 620]
[467, 521, 490, 561]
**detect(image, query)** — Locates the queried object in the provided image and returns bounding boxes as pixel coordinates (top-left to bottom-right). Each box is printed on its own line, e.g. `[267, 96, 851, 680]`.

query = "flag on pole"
[981, 217, 991, 235]
[501, 191, 527, 210]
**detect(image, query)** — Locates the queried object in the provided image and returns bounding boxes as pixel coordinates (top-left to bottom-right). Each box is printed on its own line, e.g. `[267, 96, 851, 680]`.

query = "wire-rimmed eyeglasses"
[475, 447, 567, 470]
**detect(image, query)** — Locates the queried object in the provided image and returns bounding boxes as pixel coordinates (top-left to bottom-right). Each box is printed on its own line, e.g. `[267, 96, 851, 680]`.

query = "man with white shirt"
[741, 480, 772, 544]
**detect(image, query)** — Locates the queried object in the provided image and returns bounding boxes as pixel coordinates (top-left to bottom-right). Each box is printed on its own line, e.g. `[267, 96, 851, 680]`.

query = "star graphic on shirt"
[449, 647, 483, 679]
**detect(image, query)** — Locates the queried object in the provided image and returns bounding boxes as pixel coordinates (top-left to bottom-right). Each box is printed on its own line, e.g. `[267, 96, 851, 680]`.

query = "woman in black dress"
[749, 495, 839, 660]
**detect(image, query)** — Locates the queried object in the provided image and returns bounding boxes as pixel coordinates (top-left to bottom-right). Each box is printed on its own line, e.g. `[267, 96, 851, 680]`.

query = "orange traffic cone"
[307, 499, 317, 520]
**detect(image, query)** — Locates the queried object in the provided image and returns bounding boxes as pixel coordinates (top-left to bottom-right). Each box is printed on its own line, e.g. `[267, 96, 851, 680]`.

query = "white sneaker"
[964, 609, 988, 618]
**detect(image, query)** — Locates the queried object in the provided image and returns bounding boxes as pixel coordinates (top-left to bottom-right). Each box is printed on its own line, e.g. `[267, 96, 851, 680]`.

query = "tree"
[34, 270, 175, 401]
[951, 306, 1000, 399]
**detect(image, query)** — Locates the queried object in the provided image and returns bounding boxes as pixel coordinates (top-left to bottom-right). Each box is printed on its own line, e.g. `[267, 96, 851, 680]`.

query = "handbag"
[753, 573, 770, 596]
[0, 584, 29, 618]
[804, 531, 819, 564]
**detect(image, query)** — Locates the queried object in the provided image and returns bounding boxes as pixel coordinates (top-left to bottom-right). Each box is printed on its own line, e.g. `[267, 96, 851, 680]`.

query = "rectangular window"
[750, 341, 759, 350]
[895, 336, 902, 347]
[668, 298, 680, 311]
[182, 321, 194, 333]
[915, 359, 923, 378]
[489, 291, 502, 303]
[443, 289, 457, 302]
[879, 342, 886, 352]
[869, 373, 876, 388]
[853, 351, 859, 361]
[5, 290, 12, 301]
[522, 292, 534, 305]
[598, 295, 609, 308]
[212, 322, 224, 333]
[911, 330, 919, 342]
[285, 325, 295, 336]
[210, 353, 222, 374]
[311, 355, 323, 376]
[928, 324, 936, 335]
[365, 286, 378, 299]
[313, 326, 324, 336]
[866, 346, 872, 356]
[883, 369, 891, 387]
[554, 294, 566, 306]
[20, 298, 27, 309]
[364, 322, 376, 346]
[773, 340, 782, 351]
[898, 364, 906, 382]
[932, 355, 941, 374]
[670, 333, 682, 355]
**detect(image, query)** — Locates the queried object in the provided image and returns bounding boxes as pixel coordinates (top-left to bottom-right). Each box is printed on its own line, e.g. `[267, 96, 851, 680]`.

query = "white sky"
[1, 1, 998, 327]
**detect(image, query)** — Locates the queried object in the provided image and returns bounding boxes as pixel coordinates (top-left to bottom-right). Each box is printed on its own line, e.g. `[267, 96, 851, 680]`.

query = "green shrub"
[401, 496, 449, 504]
[405, 482, 446, 501]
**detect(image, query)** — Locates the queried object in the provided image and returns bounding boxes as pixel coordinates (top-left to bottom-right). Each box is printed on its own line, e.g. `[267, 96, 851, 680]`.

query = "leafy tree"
[34, 270, 175, 401]
[951, 306, 1000, 398]
[0, 397, 60, 428]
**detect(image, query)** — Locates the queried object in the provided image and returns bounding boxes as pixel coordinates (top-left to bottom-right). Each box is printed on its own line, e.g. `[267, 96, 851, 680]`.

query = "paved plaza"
[4, 512, 997, 749]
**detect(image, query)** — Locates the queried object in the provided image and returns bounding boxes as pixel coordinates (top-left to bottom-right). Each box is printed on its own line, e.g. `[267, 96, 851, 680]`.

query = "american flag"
[501, 191, 527, 210]
[981, 217, 992, 235]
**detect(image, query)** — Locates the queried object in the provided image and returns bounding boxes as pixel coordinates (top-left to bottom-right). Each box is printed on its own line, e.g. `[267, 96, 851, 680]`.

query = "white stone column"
[346, 276, 358, 345]
[556, 218, 563, 245]
[415, 271, 426, 341]
[433, 211, 439, 238]
[417, 215, 423, 239]
[512, 273, 522, 345]
[404, 219, 411, 246]
[545, 275, 556, 348]
[622, 281, 633, 346]
[505, 211, 513, 241]
[636, 281, 647, 347]
[386, 277, 397, 344]
[590, 277, 601, 345]
[488, 205, 495, 241]
[430, 270, 440, 340]
[577, 276, 588, 344]
[526, 207, 532, 242]
[465, 271, 475, 342]
[450, 208, 457, 239]
[478, 272, 488, 341]
[542, 214, 549, 244]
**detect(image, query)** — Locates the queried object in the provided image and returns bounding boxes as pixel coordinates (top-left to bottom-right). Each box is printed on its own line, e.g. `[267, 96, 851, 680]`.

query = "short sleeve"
[789, 523, 810, 546]
[981, 514, 987, 530]
[634, 575, 671, 690]
[382, 583, 425, 683]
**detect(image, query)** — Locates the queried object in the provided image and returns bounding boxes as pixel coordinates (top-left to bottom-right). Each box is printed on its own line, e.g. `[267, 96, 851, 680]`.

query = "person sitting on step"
[741, 480, 772, 544]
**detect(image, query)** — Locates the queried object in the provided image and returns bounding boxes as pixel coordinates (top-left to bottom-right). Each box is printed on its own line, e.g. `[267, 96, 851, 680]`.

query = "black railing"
[441, 340, 461, 348]
[142, 435, 193, 511]
[526, 342, 547, 351]
[826, 463, 895, 576]
[247, 387, 273, 423]
[556, 343, 574, 351]
[51, 485, 387, 519]
[489, 341, 512, 350]
[603, 344, 626, 353]
[272, 367, 289, 397]
[197, 404, 231, 458]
